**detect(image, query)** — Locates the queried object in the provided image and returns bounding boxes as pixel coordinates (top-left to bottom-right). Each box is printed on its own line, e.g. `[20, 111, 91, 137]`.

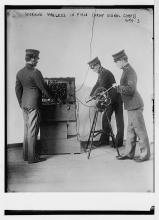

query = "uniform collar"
[26, 63, 34, 69]
[98, 66, 104, 74]
[122, 63, 130, 70]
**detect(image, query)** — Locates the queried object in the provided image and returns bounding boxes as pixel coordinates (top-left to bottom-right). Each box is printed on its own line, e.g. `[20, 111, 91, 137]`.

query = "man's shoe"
[28, 157, 46, 164]
[116, 155, 133, 160]
[93, 140, 109, 147]
[134, 157, 149, 162]
[117, 145, 124, 148]
[23, 158, 28, 161]
[93, 141, 101, 147]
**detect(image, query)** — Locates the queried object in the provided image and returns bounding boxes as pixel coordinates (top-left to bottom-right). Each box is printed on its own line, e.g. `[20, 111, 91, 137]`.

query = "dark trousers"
[22, 107, 40, 162]
[100, 102, 124, 146]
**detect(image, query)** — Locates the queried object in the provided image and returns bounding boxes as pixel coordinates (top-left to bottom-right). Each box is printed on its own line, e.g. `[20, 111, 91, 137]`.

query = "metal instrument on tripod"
[86, 84, 121, 159]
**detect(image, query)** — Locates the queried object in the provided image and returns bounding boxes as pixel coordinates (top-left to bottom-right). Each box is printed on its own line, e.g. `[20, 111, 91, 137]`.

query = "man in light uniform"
[112, 50, 150, 162]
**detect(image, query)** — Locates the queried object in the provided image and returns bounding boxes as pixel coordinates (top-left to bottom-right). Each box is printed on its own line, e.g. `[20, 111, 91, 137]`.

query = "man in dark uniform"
[15, 49, 51, 163]
[88, 57, 124, 147]
[112, 50, 150, 162]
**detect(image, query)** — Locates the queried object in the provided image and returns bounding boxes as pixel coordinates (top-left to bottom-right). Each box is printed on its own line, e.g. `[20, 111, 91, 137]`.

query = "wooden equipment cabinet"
[40, 77, 81, 154]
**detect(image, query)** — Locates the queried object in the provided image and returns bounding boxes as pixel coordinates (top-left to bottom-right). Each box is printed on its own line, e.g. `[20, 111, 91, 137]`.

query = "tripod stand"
[86, 107, 121, 159]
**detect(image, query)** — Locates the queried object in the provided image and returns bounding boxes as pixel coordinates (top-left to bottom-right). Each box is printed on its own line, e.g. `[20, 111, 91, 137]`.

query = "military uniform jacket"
[119, 63, 144, 110]
[15, 63, 50, 109]
[90, 67, 122, 105]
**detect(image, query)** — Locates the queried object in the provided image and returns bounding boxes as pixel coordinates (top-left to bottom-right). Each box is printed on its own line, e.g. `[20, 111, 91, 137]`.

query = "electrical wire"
[76, 97, 95, 108]
[75, 92, 112, 141]
[76, 97, 96, 141]
[76, 8, 96, 93]
[89, 9, 96, 60]
[75, 8, 97, 141]
[75, 101, 81, 141]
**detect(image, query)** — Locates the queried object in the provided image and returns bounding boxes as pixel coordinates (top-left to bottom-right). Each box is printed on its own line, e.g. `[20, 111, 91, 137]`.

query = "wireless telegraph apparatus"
[40, 77, 80, 154]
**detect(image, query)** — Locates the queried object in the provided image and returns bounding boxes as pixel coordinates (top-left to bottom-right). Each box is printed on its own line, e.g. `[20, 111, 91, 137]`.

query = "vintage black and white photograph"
[5, 5, 154, 194]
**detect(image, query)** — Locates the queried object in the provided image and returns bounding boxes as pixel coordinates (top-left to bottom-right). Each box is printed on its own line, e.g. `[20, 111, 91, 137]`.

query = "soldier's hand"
[116, 85, 123, 93]
[112, 84, 121, 93]
[112, 83, 117, 88]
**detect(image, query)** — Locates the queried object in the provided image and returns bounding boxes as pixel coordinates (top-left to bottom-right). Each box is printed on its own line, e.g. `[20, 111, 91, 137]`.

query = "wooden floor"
[6, 143, 154, 192]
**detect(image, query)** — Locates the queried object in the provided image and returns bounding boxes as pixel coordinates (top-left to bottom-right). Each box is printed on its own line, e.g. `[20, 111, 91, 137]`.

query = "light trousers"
[125, 108, 150, 159]
[22, 107, 40, 162]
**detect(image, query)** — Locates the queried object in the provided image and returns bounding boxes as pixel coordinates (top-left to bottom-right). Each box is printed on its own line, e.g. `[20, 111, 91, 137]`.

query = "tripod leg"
[86, 110, 98, 150]
[105, 110, 121, 157]
[88, 110, 98, 159]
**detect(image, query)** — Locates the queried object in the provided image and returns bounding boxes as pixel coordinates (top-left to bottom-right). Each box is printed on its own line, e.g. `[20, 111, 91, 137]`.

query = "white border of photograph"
[0, 0, 159, 219]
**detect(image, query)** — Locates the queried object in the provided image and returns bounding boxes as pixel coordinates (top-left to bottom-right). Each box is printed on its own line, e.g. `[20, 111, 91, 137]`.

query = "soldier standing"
[112, 50, 150, 162]
[15, 49, 51, 163]
[88, 57, 124, 148]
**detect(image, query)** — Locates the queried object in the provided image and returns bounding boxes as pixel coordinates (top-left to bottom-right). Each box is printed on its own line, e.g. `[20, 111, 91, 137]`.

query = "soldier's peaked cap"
[88, 57, 101, 68]
[25, 49, 40, 58]
[112, 50, 127, 62]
